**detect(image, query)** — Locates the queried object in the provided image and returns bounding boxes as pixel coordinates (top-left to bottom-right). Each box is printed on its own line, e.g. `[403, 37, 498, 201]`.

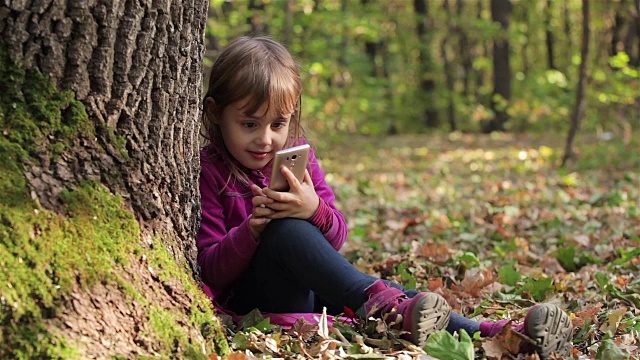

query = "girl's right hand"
[249, 184, 274, 239]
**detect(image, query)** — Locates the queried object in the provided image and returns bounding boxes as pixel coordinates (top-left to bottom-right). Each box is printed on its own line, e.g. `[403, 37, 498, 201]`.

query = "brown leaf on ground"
[491, 322, 531, 355]
[573, 302, 603, 327]
[482, 338, 510, 359]
[416, 242, 450, 264]
[461, 267, 495, 297]
[289, 317, 318, 341]
[541, 255, 567, 274]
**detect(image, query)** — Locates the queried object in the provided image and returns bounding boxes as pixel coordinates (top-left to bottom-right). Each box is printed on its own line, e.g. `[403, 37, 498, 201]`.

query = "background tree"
[0, 0, 227, 357]
[414, 0, 440, 128]
[484, 0, 513, 133]
[563, 0, 590, 166]
[546, 0, 557, 70]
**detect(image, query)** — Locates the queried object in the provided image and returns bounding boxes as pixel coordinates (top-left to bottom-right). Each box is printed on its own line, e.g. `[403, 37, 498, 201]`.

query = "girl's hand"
[249, 184, 275, 239]
[263, 167, 320, 220]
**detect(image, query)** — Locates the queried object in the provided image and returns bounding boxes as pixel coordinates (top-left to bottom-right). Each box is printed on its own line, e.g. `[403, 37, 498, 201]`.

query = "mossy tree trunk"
[0, 0, 228, 358]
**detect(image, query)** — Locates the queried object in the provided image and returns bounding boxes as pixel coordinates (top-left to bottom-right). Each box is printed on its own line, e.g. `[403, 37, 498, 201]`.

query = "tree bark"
[0, 0, 227, 357]
[442, 0, 456, 132]
[1, 0, 204, 277]
[283, 0, 294, 47]
[546, 0, 557, 70]
[484, 0, 512, 133]
[611, 1, 625, 57]
[248, 0, 268, 34]
[414, 0, 440, 128]
[564, 0, 573, 73]
[631, 0, 640, 66]
[562, 0, 590, 166]
[457, 0, 472, 97]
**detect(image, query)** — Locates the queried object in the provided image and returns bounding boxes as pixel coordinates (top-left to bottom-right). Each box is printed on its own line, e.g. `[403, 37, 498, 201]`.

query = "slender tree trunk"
[564, 0, 573, 73]
[484, 0, 512, 133]
[0, 0, 227, 357]
[414, 0, 440, 128]
[442, 0, 457, 131]
[248, 0, 268, 34]
[632, 0, 640, 66]
[476, 0, 487, 103]
[457, 0, 472, 96]
[520, 2, 530, 75]
[340, 0, 348, 70]
[611, 2, 625, 57]
[283, 0, 294, 47]
[546, 0, 557, 69]
[562, 0, 590, 166]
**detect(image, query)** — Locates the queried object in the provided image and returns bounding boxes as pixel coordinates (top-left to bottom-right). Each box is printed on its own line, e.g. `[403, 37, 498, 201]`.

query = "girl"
[197, 35, 573, 358]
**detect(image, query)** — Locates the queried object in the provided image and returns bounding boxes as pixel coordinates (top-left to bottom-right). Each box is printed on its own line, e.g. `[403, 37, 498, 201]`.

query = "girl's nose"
[255, 129, 272, 146]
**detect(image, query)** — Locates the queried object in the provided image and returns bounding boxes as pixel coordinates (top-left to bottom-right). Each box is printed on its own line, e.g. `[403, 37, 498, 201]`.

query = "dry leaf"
[482, 338, 509, 359]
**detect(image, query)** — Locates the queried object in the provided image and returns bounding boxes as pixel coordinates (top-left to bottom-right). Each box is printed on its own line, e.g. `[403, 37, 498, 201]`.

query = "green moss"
[0, 47, 93, 158]
[0, 179, 140, 358]
[145, 237, 230, 356]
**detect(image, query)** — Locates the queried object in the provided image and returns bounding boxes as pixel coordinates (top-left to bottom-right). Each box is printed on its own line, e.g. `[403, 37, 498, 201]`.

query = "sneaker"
[355, 280, 451, 347]
[480, 304, 573, 359]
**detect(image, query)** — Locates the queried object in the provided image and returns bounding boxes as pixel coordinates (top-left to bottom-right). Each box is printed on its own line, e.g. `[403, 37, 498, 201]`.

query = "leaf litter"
[215, 133, 640, 359]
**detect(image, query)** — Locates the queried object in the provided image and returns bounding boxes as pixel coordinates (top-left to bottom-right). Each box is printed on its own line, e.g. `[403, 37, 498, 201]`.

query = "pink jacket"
[197, 140, 349, 326]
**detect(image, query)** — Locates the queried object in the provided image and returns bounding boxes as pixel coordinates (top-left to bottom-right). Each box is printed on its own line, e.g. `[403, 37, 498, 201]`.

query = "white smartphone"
[269, 144, 311, 191]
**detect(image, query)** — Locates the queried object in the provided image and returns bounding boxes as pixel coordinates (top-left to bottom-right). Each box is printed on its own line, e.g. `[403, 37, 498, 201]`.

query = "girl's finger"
[302, 169, 312, 184]
[281, 165, 303, 190]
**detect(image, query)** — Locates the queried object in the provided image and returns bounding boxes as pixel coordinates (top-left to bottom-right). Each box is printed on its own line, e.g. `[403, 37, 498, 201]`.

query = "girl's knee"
[260, 218, 322, 248]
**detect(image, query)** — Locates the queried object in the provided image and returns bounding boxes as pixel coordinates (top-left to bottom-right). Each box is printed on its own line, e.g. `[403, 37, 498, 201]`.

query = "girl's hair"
[202, 35, 305, 187]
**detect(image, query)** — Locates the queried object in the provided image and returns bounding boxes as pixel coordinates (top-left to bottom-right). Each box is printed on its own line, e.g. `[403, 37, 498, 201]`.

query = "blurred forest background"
[203, 0, 639, 143]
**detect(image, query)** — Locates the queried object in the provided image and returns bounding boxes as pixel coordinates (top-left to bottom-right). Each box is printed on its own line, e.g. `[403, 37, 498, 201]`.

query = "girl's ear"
[205, 97, 218, 123]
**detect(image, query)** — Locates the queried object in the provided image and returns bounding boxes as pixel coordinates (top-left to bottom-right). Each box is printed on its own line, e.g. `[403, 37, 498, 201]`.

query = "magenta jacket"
[197, 140, 348, 304]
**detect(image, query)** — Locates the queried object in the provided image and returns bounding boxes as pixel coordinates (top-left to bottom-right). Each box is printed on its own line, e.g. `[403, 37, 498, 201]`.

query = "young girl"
[197, 35, 573, 358]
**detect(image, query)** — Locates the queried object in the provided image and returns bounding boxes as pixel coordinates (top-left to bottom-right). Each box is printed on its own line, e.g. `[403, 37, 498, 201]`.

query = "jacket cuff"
[308, 198, 333, 234]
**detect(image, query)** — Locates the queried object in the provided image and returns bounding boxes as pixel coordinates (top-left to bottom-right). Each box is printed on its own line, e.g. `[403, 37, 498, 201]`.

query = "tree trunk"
[546, 0, 557, 70]
[283, 0, 294, 47]
[0, 0, 227, 357]
[562, 0, 590, 166]
[631, 0, 640, 66]
[611, 1, 625, 57]
[442, 0, 457, 132]
[414, 0, 440, 128]
[484, 0, 512, 133]
[563, 0, 573, 75]
[248, 0, 268, 34]
[457, 0, 472, 97]
[476, 0, 488, 103]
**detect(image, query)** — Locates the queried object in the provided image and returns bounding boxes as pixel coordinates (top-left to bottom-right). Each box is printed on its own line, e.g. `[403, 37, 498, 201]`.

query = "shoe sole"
[406, 293, 451, 347]
[525, 304, 573, 359]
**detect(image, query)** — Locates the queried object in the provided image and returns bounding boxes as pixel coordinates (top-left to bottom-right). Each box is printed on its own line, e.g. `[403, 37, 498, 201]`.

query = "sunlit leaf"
[423, 329, 474, 360]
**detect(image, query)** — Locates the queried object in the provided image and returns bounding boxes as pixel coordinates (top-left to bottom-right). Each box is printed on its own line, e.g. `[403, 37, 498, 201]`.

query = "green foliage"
[498, 261, 521, 286]
[423, 329, 474, 360]
[205, 0, 639, 138]
[596, 338, 630, 360]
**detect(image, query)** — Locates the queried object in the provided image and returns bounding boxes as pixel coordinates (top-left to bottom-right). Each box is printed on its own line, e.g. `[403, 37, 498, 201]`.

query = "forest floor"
[214, 132, 640, 360]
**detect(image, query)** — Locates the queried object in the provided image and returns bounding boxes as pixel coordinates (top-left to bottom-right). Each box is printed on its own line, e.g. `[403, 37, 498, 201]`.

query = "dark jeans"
[227, 218, 480, 335]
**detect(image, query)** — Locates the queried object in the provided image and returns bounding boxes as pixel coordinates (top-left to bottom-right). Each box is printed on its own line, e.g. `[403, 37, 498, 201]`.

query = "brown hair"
[202, 35, 304, 187]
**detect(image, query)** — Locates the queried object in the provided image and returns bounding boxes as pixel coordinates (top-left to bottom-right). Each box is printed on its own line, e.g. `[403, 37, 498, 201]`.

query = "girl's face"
[215, 98, 293, 170]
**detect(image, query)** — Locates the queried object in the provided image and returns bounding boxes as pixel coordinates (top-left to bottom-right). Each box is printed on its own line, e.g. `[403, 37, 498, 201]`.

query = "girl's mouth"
[249, 151, 269, 160]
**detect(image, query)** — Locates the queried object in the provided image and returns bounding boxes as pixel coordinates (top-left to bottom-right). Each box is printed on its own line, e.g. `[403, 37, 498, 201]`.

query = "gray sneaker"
[524, 303, 573, 359]
[356, 280, 451, 347]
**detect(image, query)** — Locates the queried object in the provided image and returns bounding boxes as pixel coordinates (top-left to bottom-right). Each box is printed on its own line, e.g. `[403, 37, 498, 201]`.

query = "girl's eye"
[243, 122, 257, 128]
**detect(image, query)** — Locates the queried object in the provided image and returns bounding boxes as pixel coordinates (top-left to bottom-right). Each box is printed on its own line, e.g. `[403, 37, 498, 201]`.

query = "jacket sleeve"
[307, 147, 348, 251]
[196, 167, 258, 292]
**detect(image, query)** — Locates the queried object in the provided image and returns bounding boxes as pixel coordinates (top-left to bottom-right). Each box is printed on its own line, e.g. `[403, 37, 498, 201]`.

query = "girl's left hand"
[262, 167, 320, 220]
